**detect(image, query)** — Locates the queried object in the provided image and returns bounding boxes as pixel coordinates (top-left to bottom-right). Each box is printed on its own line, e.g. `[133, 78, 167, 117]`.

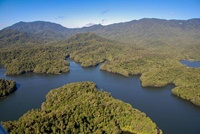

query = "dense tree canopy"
[0, 46, 69, 75]
[0, 79, 16, 98]
[0, 32, 200, 106]
[2, 82, 162, 134]
[0, 19, 200, 133]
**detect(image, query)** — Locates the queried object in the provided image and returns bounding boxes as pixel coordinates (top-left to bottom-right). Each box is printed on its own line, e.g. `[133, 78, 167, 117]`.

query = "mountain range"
[0, 18, 200, 61]
[1, 18, 200, 47]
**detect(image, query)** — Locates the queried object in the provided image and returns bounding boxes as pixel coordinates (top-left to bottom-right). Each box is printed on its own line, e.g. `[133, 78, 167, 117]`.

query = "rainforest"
[0, 79, 16, 98]
[0, 18, 200, 134]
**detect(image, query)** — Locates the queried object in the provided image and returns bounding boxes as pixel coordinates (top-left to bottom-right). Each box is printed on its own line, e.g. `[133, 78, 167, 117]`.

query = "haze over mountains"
[1, 18, 200, 47]
[1, 18, 200, 62]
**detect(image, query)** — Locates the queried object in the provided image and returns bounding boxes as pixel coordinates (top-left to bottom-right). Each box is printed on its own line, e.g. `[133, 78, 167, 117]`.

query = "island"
[2, 82, 162, 134]
[0, 79, 16, 98]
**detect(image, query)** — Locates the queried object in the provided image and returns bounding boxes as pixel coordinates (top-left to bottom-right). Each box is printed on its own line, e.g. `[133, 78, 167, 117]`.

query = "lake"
[180, 60, 200, 68]
[0, 59, 200, 134]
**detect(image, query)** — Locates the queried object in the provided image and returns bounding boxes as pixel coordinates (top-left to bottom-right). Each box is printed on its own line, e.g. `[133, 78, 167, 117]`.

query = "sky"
[0, 0, 200, 29]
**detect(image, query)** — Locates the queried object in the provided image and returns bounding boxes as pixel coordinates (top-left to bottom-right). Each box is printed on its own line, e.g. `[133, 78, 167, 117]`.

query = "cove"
[0, 58, 200, 134]
[180, 60, 200, 68]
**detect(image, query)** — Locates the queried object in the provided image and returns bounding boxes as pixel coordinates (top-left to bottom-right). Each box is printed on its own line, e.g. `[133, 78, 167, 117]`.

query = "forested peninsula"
[0, 19, 199, 106]
[0, 79, 16, 98]
[2, 82, 162, 134]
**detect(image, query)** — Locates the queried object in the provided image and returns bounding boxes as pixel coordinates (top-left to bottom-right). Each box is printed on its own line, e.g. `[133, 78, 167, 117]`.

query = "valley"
[0, 18, 200, 134]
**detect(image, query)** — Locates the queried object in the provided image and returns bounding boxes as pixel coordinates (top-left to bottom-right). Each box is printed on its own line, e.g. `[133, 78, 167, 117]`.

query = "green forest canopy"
[0, 32, 199, 106]
[2, 82, 162, 134]
[0, 79, 16, 98]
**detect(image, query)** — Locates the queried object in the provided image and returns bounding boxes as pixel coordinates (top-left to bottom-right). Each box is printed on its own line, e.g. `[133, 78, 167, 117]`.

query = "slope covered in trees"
[90, 18, 200, 60]
[0, 33, 126, 75]
[2, 82, 162, 134]
[0, 46, 69, 75]
[0, 31, 200, 106]
[58, 33, 200, 106]
[0, 79, 16, 98]
[0, 18, 200, 106]
[1, 18, 200, 60]
[3, 19, 200, 58]
[0, 29, 42, 47]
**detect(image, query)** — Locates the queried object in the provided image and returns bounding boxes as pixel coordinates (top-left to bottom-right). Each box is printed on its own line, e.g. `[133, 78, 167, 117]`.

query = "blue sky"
[0, 0, 200, 29]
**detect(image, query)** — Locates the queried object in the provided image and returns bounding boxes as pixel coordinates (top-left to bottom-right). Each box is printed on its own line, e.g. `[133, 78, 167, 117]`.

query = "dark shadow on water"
[0, 82, 20, 100]
[171, 93, 200, 110]
[16, 83, 21, 89]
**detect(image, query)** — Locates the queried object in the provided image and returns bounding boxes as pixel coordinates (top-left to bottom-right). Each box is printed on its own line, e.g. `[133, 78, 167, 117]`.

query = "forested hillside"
[0, 79, 16, 98]
[0, 46, 69, 75]
[0, 18, 200, 106]
[88, 18, 200, 60]
[0, 29, 42, 47]
[0, 31, 200, 106]
[2, 82, 162, 134]
[1, 18, 200, 60]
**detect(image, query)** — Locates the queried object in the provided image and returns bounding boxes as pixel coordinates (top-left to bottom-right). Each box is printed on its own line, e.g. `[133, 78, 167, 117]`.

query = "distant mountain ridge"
[0, 18, 200, 48]
[3, 18, 200, 35]
[1, 21, 76, 42]
[7, 21, 68, 33]
[92, 18, 200, 45]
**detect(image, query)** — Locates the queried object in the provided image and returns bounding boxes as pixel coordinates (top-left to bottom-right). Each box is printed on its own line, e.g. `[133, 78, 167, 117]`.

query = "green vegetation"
[0, 79, 16, 98]
[59, 33, 200, 106]
[2, 82, 162, 134]
[94, 18, 200, 61]
[0, 32, 200, 106]
[0, 29, 40, 48]
[0, 46, 69, 75]
[3, 19, 200, 61]
[0, 19, 200, 107]
[139, 60, 200, 106]
[100, 55, 200, 106]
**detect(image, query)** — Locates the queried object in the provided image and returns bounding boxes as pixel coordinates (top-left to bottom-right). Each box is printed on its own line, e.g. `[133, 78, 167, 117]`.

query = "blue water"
[0, 59, 200, 134]
[180, 60, 200, 68]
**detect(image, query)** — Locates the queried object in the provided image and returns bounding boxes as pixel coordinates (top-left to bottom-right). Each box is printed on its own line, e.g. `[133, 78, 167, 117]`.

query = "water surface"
[180, 60, 200, 68]
[0, 59, 200, 134]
